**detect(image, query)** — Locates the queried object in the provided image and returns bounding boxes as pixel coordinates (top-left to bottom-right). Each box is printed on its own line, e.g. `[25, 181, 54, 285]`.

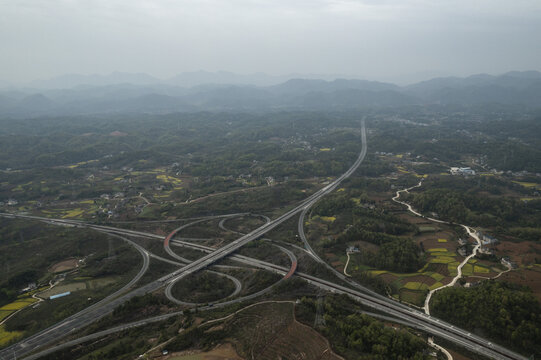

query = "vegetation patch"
[429, 256, 456, 264]
[0, 311, 13, 322]
[62, 208, 85, 218]
[0, 298, 37, 312]
[473, 265, 490, 274]
[398, 289, 427, 307]
[156, 174, 183, 186]
[169, 301, 343, 360]
[429, 272, 445, 281]
[432, 281, 541, 356]
[447, 262, 460, 276]
[512, 181, 541, 190]
[428, 248, 448, 252]
[298, 295, 431, 358]
[170, 272, 236, 304]
[461, 263, 474, 276]
[0, 324, 23, 347]
[403, 281, 430, 291]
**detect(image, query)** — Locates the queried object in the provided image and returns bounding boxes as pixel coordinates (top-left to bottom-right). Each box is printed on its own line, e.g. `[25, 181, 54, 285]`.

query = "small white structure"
[20, 283, 37, 293]
[450, 167, 476, 176]
[478, 247, 493, 255]
[347, 246, 360, 253]
[480, 233, 498, 245]
[50, 291, 71, 300]
[501, 257, 515, 268]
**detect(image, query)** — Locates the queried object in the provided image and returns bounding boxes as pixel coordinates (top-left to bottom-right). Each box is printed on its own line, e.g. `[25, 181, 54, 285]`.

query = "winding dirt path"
[392, 180, 481, 315]
[343, 252, 352, 277]
[392, 180, 484, 360]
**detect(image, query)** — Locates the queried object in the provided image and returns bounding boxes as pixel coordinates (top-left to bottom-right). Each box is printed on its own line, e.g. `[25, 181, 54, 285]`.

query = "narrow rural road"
[392, 179, 486, 360]
[392, 180, 482, 315]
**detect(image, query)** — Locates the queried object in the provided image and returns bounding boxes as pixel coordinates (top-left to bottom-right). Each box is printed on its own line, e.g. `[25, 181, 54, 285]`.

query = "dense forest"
[298, 295, 433, 359]
[431, 281, 541, 356]
[405, 176, 541, 242]
[312, 190, 424, 273]
[0, 112, 360, 174]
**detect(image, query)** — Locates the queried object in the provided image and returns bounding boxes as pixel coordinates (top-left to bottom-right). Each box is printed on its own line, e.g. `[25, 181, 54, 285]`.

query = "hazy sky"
[1, 0, 540, 84]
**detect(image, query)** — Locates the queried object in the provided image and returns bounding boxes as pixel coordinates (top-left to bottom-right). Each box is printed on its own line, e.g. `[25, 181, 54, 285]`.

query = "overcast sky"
[1, 0, 540, 84]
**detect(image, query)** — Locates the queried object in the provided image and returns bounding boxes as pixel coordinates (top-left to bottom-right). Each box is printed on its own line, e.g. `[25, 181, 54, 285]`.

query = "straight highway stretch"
[0, 118, 366, 360]
[160, 117, 367, 285]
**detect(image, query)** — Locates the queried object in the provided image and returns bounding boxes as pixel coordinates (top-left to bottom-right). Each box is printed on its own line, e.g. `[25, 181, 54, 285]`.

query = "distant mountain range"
[0, 70, 540, 117]
[24, 71, 350, 89]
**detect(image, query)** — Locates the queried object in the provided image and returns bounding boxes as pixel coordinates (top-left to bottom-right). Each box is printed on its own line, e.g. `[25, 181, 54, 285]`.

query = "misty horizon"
[2, 1, 541, 86]
[3, 68, 541, 90]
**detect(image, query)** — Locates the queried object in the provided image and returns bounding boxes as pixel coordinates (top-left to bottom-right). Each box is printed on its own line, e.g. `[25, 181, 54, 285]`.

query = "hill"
[1, 70, 540, 117]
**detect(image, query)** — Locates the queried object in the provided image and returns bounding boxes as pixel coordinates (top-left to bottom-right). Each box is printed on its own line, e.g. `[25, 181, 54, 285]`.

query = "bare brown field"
[425, 263, 451, 276]
[221, 302, 342, 360]
[448, 349, 474, 360]
[367, 195, 389, 202]
[353, 240, 379, 253]
[498, 268, 541, 302]
[416, 230, 456, 251]
[324, 252, 336, 259]
[496, 241, 541, 266]
[49, 258, 78, 273]
[165, 343, 243, 360]
[379, 273, 399, 283]
[258, 317, 343, 360]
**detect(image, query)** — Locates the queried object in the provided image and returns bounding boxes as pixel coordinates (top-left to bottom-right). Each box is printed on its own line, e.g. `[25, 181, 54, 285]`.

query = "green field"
[461, 263, 474, 276]
[399, 289, 426, 307]
[0, 298, 38, 312]
[0, 324, 23, 347]
[429, 272, 445, 281]
[429, 256, 456, 264]
[447, 262, 460, 276]
[403, 282, 430, 291]
[428, 248, 449, 253]
[429, 282, 444, 290]
[0, 311, 12, 322]
[474, 265, 490, 274]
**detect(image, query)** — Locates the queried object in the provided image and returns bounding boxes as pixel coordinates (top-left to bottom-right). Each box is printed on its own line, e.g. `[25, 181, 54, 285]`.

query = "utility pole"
[108, 238, 114, 259]
[314, 289, 326, 328]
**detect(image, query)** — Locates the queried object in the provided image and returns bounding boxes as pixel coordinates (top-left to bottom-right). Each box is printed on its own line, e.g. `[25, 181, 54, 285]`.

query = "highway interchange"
[0, 118, 528, 360]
